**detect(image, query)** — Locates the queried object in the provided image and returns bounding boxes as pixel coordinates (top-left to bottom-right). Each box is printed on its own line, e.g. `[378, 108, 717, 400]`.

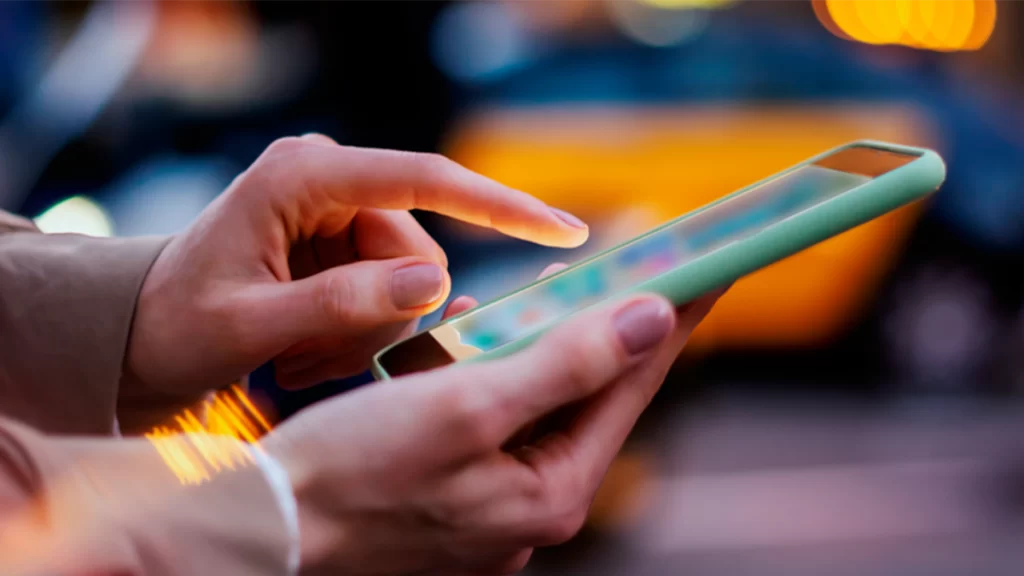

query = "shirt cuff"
[0, 231, 170, 435]
[251, 447, 301, 576]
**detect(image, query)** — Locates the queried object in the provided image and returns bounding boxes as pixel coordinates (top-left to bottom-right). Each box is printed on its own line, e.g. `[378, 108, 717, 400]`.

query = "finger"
[299, 132, 338, 146]
[518, 285, 730, 442]
[306, 208, 444, 270]
[442, 295, 479, 321]
[502, 261, 568, 449]
[437, 262, 564, 447]
[464, 289, 727, 539]
[243, 257, 451, 352]
[276, 358, 362, 389]
[439, 262, 565, 324]
[277, 343, 394, 389]
[413, 294, 675, 458]
[274, 321, 418, 388]
[351, 208, 448, 267]
[257, 139, 589, 247]
[532, 288, 728, 490]
[538, 262, 568, 279]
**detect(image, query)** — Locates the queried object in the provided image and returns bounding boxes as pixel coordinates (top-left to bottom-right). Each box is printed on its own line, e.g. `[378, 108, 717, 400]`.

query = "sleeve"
[0, 212, 170, 435]
[0, 416, 294, 576]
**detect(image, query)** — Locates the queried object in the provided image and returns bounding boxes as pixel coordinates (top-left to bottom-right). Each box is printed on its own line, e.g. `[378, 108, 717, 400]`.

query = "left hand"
[123, 135, 589, 409]
[263, 280, 727, 576]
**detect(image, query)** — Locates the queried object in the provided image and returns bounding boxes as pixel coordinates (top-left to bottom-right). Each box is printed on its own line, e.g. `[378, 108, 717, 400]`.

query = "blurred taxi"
[444, 104, 940, 352]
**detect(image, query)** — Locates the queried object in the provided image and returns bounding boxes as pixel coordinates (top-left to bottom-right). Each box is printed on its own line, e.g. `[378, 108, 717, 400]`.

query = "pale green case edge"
[371, 140, 947, 380]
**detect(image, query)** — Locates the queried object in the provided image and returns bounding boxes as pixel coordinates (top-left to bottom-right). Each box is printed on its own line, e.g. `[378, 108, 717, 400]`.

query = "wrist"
[250, 448, 301, 575]
[263, 433, 343, 574]
[119, 234, 232, 432]
[61, 434, 297, 575]
[123, 236, 177, 391]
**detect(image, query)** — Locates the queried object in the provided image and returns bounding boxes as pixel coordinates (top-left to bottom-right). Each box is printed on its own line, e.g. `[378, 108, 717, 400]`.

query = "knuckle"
[247, 137, 310, 190]
[515, 467, 548, 507]
[440, 384, 501, 452]
[417, 151, 450, 167]
[265, 136, 307, 158]
[320, 273, 356, 324]
[523, 472, 589, 546]
[300, 132, 336, 145]
[548, 472, 587, 515]
[412, 152, 458, 179]
[217, 295, 265, 356]
[557, 336, 605, 397]
[410, 496, 463, 532]
[539, 509, 587, 545]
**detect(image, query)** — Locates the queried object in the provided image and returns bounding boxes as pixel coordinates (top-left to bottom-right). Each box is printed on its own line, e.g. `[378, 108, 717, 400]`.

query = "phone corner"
[369, 349, 391, 381]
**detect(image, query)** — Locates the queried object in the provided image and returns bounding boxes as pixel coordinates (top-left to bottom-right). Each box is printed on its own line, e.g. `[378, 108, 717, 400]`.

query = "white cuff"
[251, 448, 301, 576]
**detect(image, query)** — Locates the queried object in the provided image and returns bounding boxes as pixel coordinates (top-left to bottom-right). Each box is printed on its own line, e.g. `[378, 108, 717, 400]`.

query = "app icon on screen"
[582, 266, 607, 297]
[467, 330, 501, 350]
[518, 307, 543, 326]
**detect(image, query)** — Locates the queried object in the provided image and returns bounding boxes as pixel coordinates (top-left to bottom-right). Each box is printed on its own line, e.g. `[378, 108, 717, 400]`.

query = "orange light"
[812, 0, 852, 40]
[897, 0, 930, 48]
[827, 0, 878, 44]
[856, 0, 902, 44]
[927, 0, 956, 50]
[145, 385, 273, 485]
[962, 0, 996, 50]
[816, 0, 996, 51]
[942, 0, 976, 51]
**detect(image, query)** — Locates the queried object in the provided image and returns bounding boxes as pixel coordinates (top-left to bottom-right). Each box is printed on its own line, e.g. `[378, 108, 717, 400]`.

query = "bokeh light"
[962, 0, 997, 49]
[431, 1, 535, 83]
[145, 385, 273, 486]
[34, 195, 114, 237]
[607, 0, 712, 48]
[605, 0, 738, 48]
[815, 0, 996, 51]
[641, 0, 736, 8]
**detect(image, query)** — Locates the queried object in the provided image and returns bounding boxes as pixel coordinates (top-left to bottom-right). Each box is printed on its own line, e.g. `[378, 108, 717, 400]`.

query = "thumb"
[247, 257, 451, 350]
[405, 294, 675, 460]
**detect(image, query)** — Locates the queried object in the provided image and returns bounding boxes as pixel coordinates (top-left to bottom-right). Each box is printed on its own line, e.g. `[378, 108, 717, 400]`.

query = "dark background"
[2, 2, 1023, 573]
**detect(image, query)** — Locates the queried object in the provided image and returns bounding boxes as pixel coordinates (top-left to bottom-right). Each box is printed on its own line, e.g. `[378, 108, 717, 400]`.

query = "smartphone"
[372, 140, 946, 380]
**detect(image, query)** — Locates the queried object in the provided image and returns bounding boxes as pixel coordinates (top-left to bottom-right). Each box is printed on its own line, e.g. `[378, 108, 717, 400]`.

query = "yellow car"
[444, 103, 940, 356]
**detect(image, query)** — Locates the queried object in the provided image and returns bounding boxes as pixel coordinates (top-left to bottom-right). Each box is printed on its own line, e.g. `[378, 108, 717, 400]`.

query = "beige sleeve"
[0, 416, 293, 576]
[0, 211, 170, 435]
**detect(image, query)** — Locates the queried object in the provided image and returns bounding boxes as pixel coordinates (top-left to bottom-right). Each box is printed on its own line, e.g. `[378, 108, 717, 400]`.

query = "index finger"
[263, 139, 589, 248]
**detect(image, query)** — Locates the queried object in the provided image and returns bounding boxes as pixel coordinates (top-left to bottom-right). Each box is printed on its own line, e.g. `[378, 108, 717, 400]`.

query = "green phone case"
[371, 140, 946, 380]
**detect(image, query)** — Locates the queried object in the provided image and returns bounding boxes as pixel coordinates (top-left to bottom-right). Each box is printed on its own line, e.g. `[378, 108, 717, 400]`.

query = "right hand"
[124, 136, 590, 414]
[263, 286, 725, 576]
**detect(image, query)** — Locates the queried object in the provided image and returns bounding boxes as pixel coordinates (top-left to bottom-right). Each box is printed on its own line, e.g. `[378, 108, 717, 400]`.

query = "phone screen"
[379, 145, 919, 377]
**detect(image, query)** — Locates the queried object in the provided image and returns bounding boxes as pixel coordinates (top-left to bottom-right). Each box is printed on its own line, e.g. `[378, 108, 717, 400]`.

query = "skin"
[263, 288, 723, 576]
[125, 135, 727, 575]
[126, 133, 589, 397]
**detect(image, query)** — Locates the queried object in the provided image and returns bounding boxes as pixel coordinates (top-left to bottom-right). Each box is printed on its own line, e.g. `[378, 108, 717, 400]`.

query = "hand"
[123, 136, 589, 411]
[263, 276, 727, 576]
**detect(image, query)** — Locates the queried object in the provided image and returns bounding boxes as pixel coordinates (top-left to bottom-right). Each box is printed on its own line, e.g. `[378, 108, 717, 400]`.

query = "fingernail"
[549, 207, 587, 229]
[391, 263, 445, 309]
[613, 298, 673, 356]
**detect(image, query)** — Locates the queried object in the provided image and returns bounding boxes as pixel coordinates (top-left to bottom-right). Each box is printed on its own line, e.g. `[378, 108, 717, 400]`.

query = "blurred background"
[2, 1, 1023, 573]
